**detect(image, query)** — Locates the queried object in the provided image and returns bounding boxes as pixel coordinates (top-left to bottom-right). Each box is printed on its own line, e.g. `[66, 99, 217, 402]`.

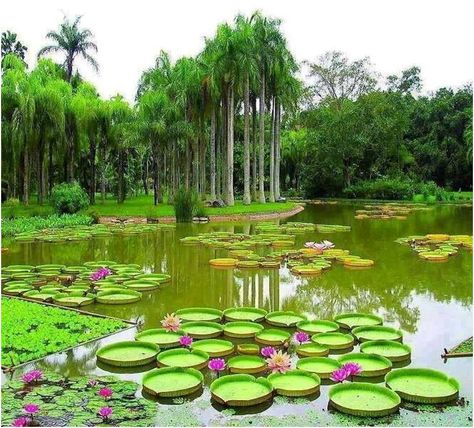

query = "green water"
[2, 202, 472, 426]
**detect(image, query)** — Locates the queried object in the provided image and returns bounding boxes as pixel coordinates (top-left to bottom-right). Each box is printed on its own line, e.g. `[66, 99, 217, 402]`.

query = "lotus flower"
[294, 331, 310, 344]
[99, 387, 113, 399]
[98, 406, 113, 420]
[330, 367, 349, 383]
[21, 370, 42, 384]
[12, 417, 28, 427]
[90, 267, 112, 282]
[23, 404, 39, 415]
[208, 358, 226, 372]
[342, 362, 362, 378]
[179, 335, 193, 347]
[260, 346, 276, 357]
[161, 313, 181, 332]
[266, 350, 292, 374]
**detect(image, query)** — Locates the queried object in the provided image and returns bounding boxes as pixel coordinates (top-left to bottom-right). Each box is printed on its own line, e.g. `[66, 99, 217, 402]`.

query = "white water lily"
[322, 240, 335, 249]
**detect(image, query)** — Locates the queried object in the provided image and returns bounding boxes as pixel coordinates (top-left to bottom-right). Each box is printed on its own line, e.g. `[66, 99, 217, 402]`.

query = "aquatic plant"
[98, 406, 113, 420]
[294, 331, 310, 344]
[161, 313, 182, 332]
[90, 267, 112, 281]
[330, 367, 349, 383]
[87, 379, 97, 387]
[266, 350, 292, 374]
[261, 346, 276, 357]
[99, 387, 113, 399]
[342, 362, 362, 377]
[12, 417, 28, 427]
[21, 369, 43, 384]
[208, 358, 226, 376]
[179, 335, 193, 347]
[23, 403, 39, 415]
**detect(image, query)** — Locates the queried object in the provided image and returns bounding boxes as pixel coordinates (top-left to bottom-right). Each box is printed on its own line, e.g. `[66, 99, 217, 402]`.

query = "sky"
[2, 0, 473, 102]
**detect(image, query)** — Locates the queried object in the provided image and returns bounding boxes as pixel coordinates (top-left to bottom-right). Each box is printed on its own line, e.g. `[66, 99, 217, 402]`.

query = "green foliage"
[173, 188, 200, 222]
[1, 298, 126, 367]
[50, 182, 90, 214]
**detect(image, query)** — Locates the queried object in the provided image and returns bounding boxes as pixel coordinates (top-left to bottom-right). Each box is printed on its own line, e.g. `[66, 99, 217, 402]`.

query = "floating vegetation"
[334, 312, 383, 329]
[352, 325, 403, 343]
[223, 321, 264, 338]
[354, 203, 431, 220]
[296, 356, 342, 378]
[96, 341, 160, 367]
[297, 319, 339, 335]
[156, 348, 209, 370]
[223, 307, 267, 322]
[265, 310, 306, 327]
[135, 328, 184, 349]
[396, 233, 473, 261]
[191, 339, 234, 357]
[268, 369, 321, 397]
[360, 340, 411, 362]
[143, 367, 204, 397]
[312, 332, 355, 350]
[175, 307, 223, 322]
[338, 353, 392, 377]
[1, 297, 127, 367]
[227, 355, 267, 374]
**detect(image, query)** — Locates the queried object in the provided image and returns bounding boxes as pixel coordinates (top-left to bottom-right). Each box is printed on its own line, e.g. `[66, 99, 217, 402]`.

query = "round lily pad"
[297, 319, 339, 335]
[265, 311, 306, 327]
[23, 289, 59, 302]
[360, 340, 411, 362]
[338, 353, 392, 377]
[237, 344, 260, 355]
[2, 284, 33, 295]
[122, 279, 160, 291]
[255, 329, 291, 346]
[385, 368, 460, 403]
[180, 321, 223, 339]
[136, 273, 171, 283]
[268, 370, 321, 397]
[228, 355, 266, 374]
[296, 357, 341, 379]
[223, 322, 264, 338]
[209, 258, 238, 268]
[96, 289, 142, 304]
[210, 374, 273, 407]
[53, 292, 95, 307]
[142, 367, 203, 397]
[157, 348, 209, 370]
[96, 341, 160, 367]
[329, 382, 401, 417]
[334, 312, 383, 329]
[353, 325, 403, 343]
[296, 342, 330, 357]
[135, 328, 185, 349]
[223, 307, 267, 322]
[312, 332, 354, 350]
[175, 307, 223, 322]
[191, 339, 234, 357]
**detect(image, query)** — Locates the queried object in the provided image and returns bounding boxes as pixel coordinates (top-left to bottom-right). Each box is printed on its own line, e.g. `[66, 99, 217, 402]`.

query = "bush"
[173, 188, 200, 222]
[50, 182, 89, 214]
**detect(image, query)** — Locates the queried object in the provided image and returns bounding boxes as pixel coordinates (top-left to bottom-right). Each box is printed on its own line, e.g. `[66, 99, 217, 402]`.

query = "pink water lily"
[342, 362, 362, 377]
[88, 379, 97, 387]
[98, 406, 113, 419]
[21, 370, 43, 384]
[23, 404, 39, 415]
[90, 267, 112, 282]
[330, 367, 349, 383]
[260, 346, 276, 357]
[161, 313, 181, 332]
[99, 387, 113, 399]
[179, 335, 193, 347]
[12, 417, 28, 427]
[294, 331, 310, 344]
[266, 350, 292, 374]
[208, 358, 226, 372]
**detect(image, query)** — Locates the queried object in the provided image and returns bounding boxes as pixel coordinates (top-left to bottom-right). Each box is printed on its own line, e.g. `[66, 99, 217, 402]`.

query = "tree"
[387, 66, 422, 95]
[1, 31, 28, 64]
[38, 16, 98, 82]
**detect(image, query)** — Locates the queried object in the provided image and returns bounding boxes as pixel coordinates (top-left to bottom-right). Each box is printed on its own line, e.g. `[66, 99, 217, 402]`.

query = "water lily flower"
[330, 367, 349, 383]
[179, 335, 193, 347]
[12, 417, 28, 427]
[304, 242, 315, 248]
[266, 350, 292, 374]
[342, 362, 362, 377]
[322, 240, 335, 249]
[208, 358, 226, 372]
[90, 267, 112, 282]
[161, 313, 181, 332]
[23, 404, 39, 415]
[21, 370, 42, 384]
[99, 387, 113, 399]
[260, 346, 276, 357]
[98, 406, 113, 420]
[294, 331, 310, 344]
[88, 379, 98, 387]
[313, 243, 326, 251]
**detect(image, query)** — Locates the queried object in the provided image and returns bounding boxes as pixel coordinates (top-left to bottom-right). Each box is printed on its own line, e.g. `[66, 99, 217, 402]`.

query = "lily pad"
[223, 307, 267, 322]
[296, 342, 330, 357]
[180, 321, 223, 339]
[142, 367, 203, 397]
[96, 289, 142, 304]
[255, 329, 291, 346]
[295, 357, 341, 378]
[96, 341, 160, 366]
[312, 332, 354, 350]
[210, 374, 273, 407]
[385, 368, 460, 403]
[175, 307, 223, 322]
[360, 340, 411, 362]
[228, 355, 266, 374]
[353, 325, 403, 343]
[53, 292, 95, 307]
[223, 321, 264, 338]
[265, 311, 306, 327]
[329, 382, 401, 417]
[297, 319, 339, 335]
[334, 312, 383, 329]
[268, 370, 321, 397]
[122, 279, 160, 291]
[237, 344, 260, 355]
[338, 353, 392, 377]
[135, 328, 185, 349]
[157, 348, 209, 370]
[191, 339, 234, 357]
[209, 258, 238, 268]
[23, 289, 59, 302]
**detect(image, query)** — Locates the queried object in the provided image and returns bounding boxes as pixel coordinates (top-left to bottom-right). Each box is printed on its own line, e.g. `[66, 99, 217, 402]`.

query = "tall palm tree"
[38, 16, 98, 82]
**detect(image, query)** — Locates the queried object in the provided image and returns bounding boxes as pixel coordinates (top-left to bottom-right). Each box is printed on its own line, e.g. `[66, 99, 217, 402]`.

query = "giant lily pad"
[210, 374, 273, 407]
[334, 312, 383, 329]
[136, 273, 171, 283]
[228, 355, 266, 374]
[142, 367, 203, 397]
[237, 344, 260, 355]
[53, 292, 95, 307]
[353, 325, 403, 343]
[312, 332, 354, 350]
[180, 321, 223, 339]
[209, 258, 238, 268]
[360, 340, 411, 362]
[96, 341, 160, 367]
[175, 307, 223, 322]
[2, 284, 33, 296]
[96, 289, 142, 304]
[223, 321, 264, 338]
[157, 348, 209, 370]
[135, 328, 185, 349]
[265, 311, 306, 327]
[338, 353, 392, 377]
[122, 279, 160, 291]
[23, 289, 59, 302]
[329, 382, 401, 417]
[296, 357, 341, 379]
[297, 319, 339, 335]
[296, 342, 330, 357]
[268, 370, 321, 397]
[191, 339, 234, 357]
[255, 329, 291, 346]
[223, 307, 267, 322]
[385, 368, 460, 403]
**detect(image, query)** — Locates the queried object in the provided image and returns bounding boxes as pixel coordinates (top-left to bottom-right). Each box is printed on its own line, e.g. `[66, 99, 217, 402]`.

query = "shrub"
[50, 182, 89, 214]
[173, 188, 200, 222]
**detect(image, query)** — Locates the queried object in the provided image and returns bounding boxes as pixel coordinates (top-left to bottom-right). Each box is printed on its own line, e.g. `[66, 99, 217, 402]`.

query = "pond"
[2, 202, 472, 426]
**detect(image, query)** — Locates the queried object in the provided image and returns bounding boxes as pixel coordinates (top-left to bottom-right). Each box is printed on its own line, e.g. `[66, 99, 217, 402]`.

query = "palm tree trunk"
[210, 106, 216, 200]
[185, 141, 190, 190]
[199, 135, 206, 196]
[226, 84, 235, 206]
[243, 73, 251, 205]
[275, 100, 281, 200]
[48, 140, 53, 195]
[101, 146, 106, 203]
[117, 149, 124, 204]
[23, 146, 29, 205]
[38, 148, 45, 205]
[269, 97, 275, 203]
[89, 141, 96, 205]
[193, 137, 199, 193]
[153, 145, 160, 205]
[251, 95, 257, 201]
[258, 70, 266, 203]
[142, 155, 149, 195]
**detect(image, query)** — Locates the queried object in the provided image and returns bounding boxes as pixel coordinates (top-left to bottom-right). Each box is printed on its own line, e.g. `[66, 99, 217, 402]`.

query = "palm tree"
[38, 16, 98, 82]
[1, 31, 28, 64]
